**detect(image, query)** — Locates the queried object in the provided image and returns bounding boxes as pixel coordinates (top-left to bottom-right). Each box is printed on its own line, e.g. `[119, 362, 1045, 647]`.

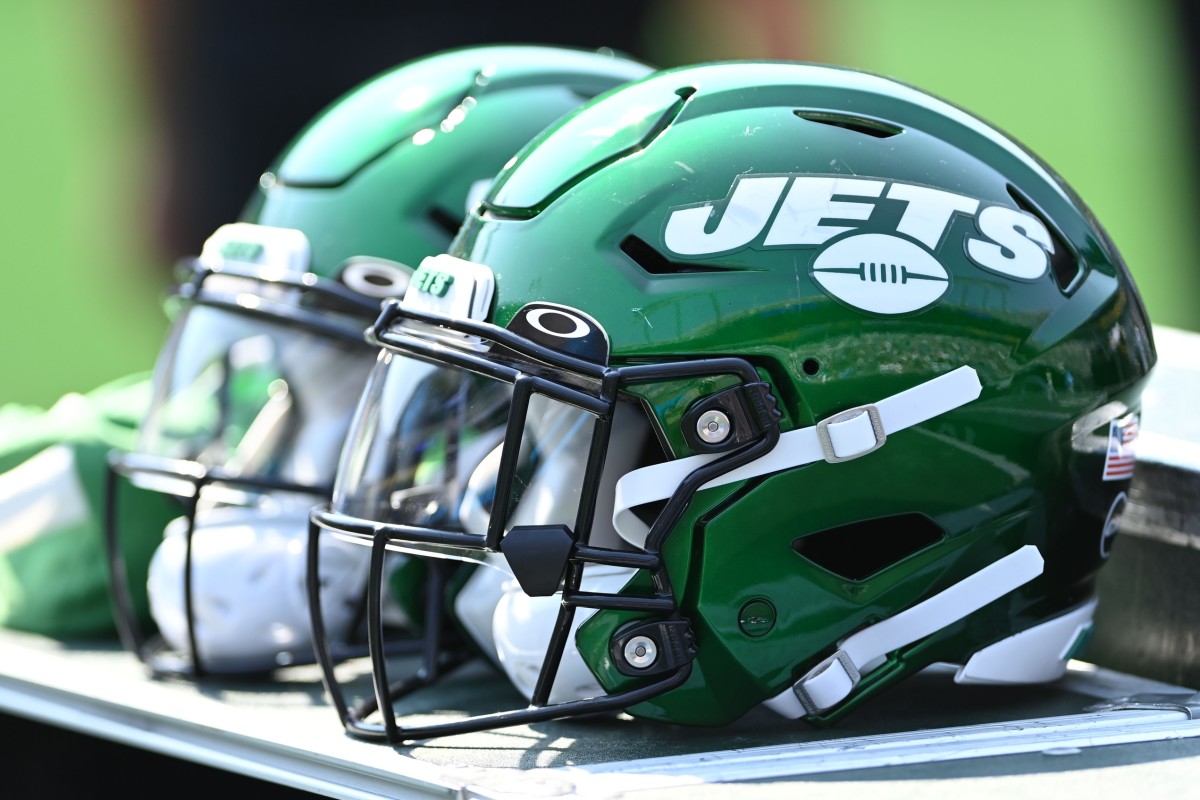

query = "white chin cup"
[147, 505, 369, 672]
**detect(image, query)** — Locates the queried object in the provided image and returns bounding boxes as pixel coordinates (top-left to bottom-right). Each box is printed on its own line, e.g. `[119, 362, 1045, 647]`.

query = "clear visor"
[332, 351, 608, 565]
[137, 304, 375, 496]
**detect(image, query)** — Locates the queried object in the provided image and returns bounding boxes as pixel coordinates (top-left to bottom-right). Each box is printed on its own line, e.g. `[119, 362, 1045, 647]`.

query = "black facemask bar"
[168, 257, 386, 334]
[104, 260, 390, 678]
[105, 453, 340, 677]
[308, 298, 781, 743]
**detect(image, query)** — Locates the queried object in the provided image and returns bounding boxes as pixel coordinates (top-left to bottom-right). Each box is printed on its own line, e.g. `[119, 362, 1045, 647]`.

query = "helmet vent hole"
[1005, 184, 1082, 290]
[792, 513, 945, 581]
[802, 358, 820, 376]
[428, 205, 465, 239]
[794, 111, 902, 139]
[620, 235, 738, 275]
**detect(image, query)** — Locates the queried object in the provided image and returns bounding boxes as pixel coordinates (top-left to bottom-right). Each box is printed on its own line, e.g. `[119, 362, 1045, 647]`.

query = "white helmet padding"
[454, 402, 652, 701]
[148, 503, 370, 672]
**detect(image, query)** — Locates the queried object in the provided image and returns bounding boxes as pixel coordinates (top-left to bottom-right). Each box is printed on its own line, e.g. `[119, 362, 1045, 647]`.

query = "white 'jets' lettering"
[662, 176, 788, 256]
[662, 175, 1056, 283]
[886, 183, 980, 249]
[763, 177, 884, 246]
[967, 205, 1052, 280]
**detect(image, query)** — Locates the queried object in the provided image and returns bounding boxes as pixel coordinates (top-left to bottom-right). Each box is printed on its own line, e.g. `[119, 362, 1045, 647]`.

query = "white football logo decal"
[811, 233, 950, 315]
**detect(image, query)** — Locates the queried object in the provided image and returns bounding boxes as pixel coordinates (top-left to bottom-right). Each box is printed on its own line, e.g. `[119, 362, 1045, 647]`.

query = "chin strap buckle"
[792, 649, 861, 716]
[815, 404, 886, 463]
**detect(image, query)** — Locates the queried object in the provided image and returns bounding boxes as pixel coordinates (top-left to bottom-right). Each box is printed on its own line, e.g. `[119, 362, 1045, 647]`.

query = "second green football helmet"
[105, 44, 652, 677]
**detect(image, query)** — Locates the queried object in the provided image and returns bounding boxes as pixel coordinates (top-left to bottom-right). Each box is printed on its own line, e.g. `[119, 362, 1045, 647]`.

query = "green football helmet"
[104, 44, 652, 678]
[315, 60, 1156, 742]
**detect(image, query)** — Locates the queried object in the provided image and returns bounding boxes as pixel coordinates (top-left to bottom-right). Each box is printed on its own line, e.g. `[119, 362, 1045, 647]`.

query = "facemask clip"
[610, 618, 697, 677]
[681, 382, 780, 454]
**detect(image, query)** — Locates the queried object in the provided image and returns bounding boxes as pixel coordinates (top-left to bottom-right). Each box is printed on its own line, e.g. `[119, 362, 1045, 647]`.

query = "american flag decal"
[1102, 413, 1139, 481]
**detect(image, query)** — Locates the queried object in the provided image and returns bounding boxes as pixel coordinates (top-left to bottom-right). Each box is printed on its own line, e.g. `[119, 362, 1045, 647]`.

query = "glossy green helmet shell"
[448, 61, 1156, 726]
[244, 43, 654, 279]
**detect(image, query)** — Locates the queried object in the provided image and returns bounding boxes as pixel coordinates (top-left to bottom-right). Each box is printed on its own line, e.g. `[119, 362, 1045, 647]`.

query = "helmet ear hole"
[792, 513, 946, 581]
[338, 257, 413, 299]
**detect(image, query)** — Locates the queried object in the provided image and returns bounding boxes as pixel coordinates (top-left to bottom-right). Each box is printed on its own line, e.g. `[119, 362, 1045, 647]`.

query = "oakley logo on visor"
[506, 302, 610, 364]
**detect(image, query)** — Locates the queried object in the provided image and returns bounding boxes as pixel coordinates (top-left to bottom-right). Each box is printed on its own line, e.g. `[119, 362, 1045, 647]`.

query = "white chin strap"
[612, 366, 983, 548]
[764, 544, 1045, 718]
[610, 364, 1041, 718]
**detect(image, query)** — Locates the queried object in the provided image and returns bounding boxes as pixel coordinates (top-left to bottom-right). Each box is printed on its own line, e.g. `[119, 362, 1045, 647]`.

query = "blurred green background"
[2, 0, 1196, 410]
[1, 1, 168, 409]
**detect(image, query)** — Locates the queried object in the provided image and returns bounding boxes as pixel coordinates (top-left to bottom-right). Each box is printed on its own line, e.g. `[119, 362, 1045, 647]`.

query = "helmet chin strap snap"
[763, 544, 1045, 718]
[613, 365, 984, 549]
